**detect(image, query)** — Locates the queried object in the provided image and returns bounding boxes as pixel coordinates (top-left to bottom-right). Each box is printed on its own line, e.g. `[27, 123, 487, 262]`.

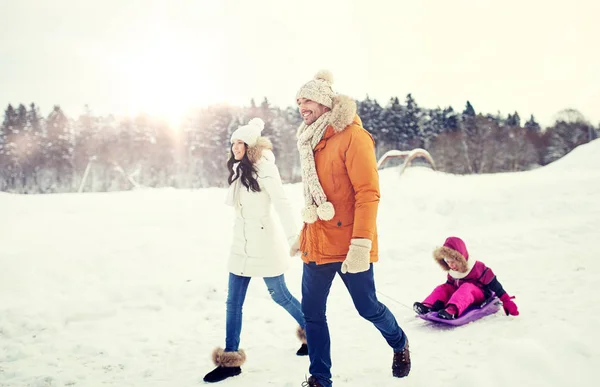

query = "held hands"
[288, 235, 300, 257]
[499, 293, 519, 316]
[341, 238, 372, 274]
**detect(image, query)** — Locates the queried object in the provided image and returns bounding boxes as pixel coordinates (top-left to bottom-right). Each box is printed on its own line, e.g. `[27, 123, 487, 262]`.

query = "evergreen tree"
[442, 107, 459, 131]
[44, 105, 75, 191]
[524, 115, 541, 132]
[180, 111, 206, 188]
[13, 103, 33, 191]
[25, 103, 44, 191]
[401, 93, 422, 148]
[505, 111, 521, 127]
[188, 104, 236, 187]
[463, 101, 476, 117]
[16, 104, 27, 129]
[258, 97, 276, 149]
[381, 97, 405, 151]
[419, 107, 445, 150]
[0, 104, 20, 190]
[270, 106, 301, 182]
[523, 114, 545, 166]
[1, 104, 18, 156]
[357, 96, 384, 154]
[74, 105, 101, 176]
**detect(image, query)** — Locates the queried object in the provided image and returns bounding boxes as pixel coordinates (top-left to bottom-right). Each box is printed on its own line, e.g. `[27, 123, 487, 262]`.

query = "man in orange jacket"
[291, 70, 410, 387]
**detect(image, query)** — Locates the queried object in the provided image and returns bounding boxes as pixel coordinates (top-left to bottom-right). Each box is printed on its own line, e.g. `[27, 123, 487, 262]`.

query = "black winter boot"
[203, 348, 245, 383]
[431, 300, 446, 312]
[437, 309, 457, 320]
[203, 366, 241, 383]
[296, 343, 308, 356]
[392, 341, 411, 378]
[301, 375, 324, 387]
[296, 326, 308, 356]
[437, 304, 458, 320]
[413, 302, 431, 315]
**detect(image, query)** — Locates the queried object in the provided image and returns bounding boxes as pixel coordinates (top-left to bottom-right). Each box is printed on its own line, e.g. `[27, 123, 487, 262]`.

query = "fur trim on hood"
[433, 245, 469, 273]
[329, 94, 357, 132]
[247, 136, 273, 164]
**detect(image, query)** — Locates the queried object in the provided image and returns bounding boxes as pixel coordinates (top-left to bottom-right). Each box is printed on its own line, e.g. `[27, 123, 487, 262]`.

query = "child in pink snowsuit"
[413, 236, 519, 320]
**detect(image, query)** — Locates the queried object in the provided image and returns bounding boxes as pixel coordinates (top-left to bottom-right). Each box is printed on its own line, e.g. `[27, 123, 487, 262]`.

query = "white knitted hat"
[230, 118, 265, 147]
[296, 70, 335, 108]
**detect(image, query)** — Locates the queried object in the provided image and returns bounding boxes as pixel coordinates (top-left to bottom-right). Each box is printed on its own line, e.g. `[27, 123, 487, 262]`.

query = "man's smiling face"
[297, 98, 330, 125]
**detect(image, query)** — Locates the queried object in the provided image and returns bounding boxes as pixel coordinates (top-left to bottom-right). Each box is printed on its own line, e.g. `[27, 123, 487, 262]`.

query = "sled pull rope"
[376, 290, 413, 311]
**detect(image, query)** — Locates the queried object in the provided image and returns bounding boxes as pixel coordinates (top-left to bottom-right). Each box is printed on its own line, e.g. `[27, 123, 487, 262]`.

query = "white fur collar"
[449, 260, 476, 279]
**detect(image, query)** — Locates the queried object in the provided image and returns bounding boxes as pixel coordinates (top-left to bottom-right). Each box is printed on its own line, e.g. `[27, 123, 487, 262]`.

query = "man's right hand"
[341, 238, 372, 274]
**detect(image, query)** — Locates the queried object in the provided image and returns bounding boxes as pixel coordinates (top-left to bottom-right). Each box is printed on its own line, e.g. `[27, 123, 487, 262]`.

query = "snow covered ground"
[1, 140, 599, 387]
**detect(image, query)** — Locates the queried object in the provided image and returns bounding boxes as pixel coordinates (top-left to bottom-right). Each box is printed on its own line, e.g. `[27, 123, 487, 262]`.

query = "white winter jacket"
[228, 149, 298, 277]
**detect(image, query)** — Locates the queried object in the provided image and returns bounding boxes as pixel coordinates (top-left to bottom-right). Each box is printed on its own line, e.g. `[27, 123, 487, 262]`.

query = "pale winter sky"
[1, 0, 598, 128]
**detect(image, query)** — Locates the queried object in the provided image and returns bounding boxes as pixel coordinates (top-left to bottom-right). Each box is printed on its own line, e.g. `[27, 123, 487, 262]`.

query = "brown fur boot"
[203, 348, 246, 383]
[296, 326, 308, 356]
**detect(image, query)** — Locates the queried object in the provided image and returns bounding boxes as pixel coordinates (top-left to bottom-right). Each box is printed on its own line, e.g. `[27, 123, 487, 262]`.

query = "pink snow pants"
[423, 283, 485, 316]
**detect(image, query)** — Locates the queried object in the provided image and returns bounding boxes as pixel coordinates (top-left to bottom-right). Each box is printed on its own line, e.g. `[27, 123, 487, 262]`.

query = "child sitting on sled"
[413, 236, 519, 320]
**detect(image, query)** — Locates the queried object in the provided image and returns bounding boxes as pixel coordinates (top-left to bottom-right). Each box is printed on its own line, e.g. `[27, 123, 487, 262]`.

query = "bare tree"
[545, 109, 594, 164]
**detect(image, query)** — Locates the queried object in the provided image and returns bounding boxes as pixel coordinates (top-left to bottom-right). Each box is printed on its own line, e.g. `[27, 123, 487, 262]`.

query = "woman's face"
[231, 140, 246, 161]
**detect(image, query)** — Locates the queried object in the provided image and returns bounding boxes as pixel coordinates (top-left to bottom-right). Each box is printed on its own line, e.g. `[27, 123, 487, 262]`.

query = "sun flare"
[120, 36, 223, 128]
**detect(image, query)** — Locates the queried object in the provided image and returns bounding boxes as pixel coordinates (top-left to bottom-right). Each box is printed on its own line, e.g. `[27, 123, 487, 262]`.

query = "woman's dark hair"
[227, 146, 261, 192]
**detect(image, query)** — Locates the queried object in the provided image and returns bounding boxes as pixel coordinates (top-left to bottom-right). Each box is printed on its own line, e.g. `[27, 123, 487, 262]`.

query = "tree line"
[1, 95, 597, 194]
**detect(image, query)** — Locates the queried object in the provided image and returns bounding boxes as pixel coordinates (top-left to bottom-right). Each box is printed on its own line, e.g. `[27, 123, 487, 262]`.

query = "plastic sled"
[417, 296, 501, 326]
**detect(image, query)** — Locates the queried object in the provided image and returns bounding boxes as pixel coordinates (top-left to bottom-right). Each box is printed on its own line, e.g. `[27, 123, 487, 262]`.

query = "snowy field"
[1, 140, 599, 387]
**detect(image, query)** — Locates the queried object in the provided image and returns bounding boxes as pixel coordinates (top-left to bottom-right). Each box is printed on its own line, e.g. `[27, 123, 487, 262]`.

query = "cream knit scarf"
[296, 112, 335, 223]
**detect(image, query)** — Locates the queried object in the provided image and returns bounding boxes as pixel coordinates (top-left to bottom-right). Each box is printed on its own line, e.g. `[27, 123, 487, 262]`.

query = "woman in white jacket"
[203, 118, 306, 384]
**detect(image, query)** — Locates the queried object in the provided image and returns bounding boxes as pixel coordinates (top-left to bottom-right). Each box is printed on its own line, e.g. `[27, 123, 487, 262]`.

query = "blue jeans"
[225, 272, 305, 352]
[302, 262, 407, 387]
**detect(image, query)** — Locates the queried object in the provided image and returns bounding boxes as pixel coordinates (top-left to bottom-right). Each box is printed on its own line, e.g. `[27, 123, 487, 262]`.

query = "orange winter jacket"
[299, 114, 380, 265]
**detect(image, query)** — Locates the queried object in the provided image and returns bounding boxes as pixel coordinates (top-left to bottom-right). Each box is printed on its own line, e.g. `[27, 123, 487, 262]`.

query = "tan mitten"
[341, 238, 372, 274]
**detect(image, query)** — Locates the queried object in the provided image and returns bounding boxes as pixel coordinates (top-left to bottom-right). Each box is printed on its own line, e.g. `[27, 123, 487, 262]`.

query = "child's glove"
[500, 293, 519, 316]
[341, 238, 371, 274]
[288, 235, 300, 257]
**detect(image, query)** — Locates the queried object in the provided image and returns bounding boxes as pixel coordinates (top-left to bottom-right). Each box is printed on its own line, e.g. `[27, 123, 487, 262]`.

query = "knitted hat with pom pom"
[230, 118, 265, 147]
[296, 70, 335, 108]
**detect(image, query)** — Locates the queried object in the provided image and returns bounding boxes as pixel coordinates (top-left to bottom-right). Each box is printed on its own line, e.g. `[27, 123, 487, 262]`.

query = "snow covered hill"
[1, 140, 599, 387]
